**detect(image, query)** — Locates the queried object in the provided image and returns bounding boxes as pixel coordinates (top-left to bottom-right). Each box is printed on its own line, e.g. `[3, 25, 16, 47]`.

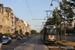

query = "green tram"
[41, 25, 57, 44]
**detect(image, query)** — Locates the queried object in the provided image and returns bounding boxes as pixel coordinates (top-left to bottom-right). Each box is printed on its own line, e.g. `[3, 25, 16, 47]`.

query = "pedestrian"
[0, 35, 3, 50]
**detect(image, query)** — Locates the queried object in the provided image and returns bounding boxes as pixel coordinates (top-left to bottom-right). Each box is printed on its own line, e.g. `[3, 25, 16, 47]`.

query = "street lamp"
[50, 0, 59, 6]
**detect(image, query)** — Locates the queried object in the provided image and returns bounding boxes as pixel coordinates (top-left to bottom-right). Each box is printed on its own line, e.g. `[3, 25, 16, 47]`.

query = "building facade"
[0, 4, 14, 34]
[62, 21, 75, 30]
[24, 21, 31, 34]
[15, 17, 27, 35]
[0, 4, 31, 35]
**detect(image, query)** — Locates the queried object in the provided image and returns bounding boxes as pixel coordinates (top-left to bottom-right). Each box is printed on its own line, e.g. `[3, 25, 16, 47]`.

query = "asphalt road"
[2, 37, 32, 50]
[2, 36, 49, 50]
[14, 36, 49, 50]
[2, 35, 73, 50]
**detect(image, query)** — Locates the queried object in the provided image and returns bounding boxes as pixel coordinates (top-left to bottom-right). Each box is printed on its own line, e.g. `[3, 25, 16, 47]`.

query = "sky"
[0, 0, 60, 32]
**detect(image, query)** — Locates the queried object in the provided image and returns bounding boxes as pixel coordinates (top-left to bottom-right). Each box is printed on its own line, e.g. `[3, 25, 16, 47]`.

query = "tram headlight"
[48, 35, 51, 38]
[52, 35, 56, 38]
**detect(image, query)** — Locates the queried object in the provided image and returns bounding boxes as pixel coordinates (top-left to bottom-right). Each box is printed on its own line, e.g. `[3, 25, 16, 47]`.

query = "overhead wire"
[26, 0, 35, 30]
[26, 0, 33, 18]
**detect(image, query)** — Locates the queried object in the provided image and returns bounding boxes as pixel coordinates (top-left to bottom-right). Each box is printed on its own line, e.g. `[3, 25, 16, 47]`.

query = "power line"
[26, 0, 33, 18]
[26, 0, 36, 29]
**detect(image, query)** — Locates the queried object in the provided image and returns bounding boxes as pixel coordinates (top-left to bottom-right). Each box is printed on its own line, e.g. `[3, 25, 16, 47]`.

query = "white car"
[2, 37, 12, 44]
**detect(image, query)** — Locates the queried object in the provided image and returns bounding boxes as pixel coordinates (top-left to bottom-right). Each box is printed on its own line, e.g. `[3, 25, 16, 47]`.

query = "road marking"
[14, 38, 31, 50]
[21, 38, 34, 50]
[34, 37, 38, 50]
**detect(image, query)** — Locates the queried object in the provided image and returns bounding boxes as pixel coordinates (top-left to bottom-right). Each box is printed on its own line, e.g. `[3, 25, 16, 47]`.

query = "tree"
[25, 32, 29, 36]
[45, 7, 63, 40]
[20, 29, 23, 35]
[15, 31, 18, 35]
[60, 0, 74, 40]
[60, 0, 74, 25]
[46, 7, 63, 26]
[70, 0, 75, 7]
[31, 30, 37, 35]
[46, 17, 55, 25]
[0, 33, 2, 35]
[2, 33, 12, 38]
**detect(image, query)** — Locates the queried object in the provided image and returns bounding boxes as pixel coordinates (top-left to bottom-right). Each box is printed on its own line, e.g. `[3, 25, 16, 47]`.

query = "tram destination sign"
[47, 25, 56, 28]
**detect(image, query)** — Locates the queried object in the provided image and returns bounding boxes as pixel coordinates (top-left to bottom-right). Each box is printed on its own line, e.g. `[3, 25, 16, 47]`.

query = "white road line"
[34, 37, 38, 50]
[14, 39, 31, 50]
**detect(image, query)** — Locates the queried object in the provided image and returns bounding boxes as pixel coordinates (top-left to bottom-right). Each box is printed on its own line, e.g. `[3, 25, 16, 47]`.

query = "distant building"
[62, 21, 75, 30]
[15, 17, 26, 35]
[24, 21, 31, 34]
[69, 21, 75, 29]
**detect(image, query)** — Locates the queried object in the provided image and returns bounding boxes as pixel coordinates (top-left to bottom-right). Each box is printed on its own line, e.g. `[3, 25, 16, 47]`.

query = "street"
[2, 36, 68, 50]
[2, 37, 29, 50]
[2, 36, 48, 50]
[0, 0, 75, 50]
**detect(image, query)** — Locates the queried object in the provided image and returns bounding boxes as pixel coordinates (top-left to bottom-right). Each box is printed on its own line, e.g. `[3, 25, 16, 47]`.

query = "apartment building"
[0, 4, 14, 34]
[24, 21, 31, 34]
[15, 17, 26, 35]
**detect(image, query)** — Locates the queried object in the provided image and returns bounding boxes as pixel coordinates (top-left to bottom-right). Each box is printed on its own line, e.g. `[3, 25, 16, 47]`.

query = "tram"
[41, 25, 57, 44]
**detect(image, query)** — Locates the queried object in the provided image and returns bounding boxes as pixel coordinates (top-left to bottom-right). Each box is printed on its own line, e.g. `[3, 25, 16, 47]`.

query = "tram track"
[14, 37, 33, 50]
[34, 37, 38, 50]
[14, 36, 38, 50]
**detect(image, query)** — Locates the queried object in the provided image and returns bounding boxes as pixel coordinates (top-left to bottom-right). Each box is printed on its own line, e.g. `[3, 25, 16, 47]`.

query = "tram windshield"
[47, 29, 56, 35]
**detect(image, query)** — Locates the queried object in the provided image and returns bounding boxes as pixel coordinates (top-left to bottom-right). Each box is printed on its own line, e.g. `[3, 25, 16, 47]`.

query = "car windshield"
[47, 29, 56, 35]
[3, 38, 9, 40]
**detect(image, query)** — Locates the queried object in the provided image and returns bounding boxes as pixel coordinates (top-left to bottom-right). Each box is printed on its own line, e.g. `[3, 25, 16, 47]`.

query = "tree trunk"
[64, 28, 66, 40]
[57, 30, 59, 39]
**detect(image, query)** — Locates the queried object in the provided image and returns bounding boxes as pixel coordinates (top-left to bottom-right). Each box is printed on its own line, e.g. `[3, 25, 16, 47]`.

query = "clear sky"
[0, 0, 60, 32]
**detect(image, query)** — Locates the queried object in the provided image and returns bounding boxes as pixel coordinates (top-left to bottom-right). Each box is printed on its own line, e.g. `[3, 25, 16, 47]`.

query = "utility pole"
[45, 10, 53, 19]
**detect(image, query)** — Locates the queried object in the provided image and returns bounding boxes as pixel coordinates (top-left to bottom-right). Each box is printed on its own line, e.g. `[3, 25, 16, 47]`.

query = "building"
[15, 17, 27, 35]
[62, 21, 75, 30]
[24, 21, 31, 34]
[0, 4, 31, 35]
[0, 4, 14, 34]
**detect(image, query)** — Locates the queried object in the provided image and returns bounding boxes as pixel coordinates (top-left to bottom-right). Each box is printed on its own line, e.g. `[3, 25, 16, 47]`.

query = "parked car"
[2, 37, 12, 44]
[27, 35, 31, 38]
[17, 36, 22, 40]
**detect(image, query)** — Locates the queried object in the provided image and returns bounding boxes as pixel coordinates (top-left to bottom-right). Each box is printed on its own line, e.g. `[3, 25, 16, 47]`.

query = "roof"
[4, 7, 12, 13]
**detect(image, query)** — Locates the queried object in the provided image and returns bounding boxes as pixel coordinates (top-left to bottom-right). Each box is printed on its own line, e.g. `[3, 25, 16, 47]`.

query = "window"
[0, 5, 1, 7]
[0, 25, 2, 28]
[0, 8, 2, 12]
[47, 29, 56, 35]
